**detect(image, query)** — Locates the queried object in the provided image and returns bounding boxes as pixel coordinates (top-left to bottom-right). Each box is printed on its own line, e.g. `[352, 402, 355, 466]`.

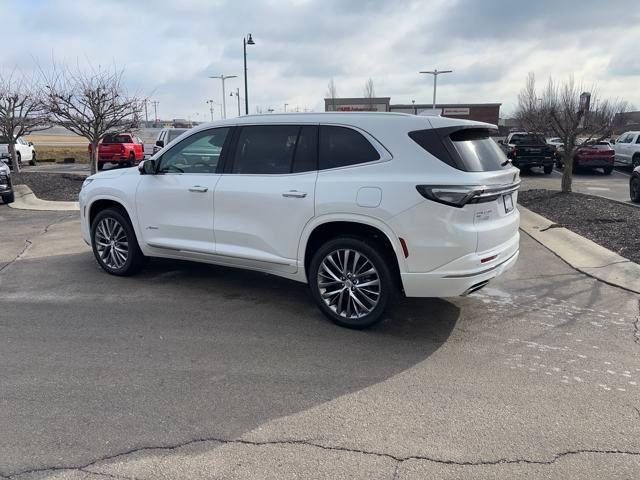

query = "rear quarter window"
[319, 126, 380, 170]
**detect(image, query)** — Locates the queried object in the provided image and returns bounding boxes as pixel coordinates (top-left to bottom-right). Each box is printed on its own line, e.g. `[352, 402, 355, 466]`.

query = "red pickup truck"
[92, 133, 144, 170]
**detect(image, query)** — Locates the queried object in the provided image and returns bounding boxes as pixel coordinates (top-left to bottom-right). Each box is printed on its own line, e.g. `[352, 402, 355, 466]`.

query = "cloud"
[0, 0, 638, 119]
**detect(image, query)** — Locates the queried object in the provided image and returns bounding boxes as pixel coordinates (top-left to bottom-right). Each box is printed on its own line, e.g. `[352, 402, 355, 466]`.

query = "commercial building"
[324, 97, 501, 126]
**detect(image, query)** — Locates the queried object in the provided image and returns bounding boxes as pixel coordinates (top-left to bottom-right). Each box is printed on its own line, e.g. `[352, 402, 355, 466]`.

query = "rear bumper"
[512, 157, 554, 168]
[575, 157, 614, 167]
[400, 232, 520, 297]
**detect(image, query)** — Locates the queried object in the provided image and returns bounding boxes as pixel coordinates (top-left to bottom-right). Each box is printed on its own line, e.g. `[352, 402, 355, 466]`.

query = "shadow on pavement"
[0, 252, 460, 474]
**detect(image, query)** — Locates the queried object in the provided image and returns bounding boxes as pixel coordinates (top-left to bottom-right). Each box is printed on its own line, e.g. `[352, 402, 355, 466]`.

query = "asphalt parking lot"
[1, 206, 639, 479]
[521, 166, 634, 205]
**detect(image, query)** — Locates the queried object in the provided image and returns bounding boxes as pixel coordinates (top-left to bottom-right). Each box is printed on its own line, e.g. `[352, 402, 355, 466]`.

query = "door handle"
[188, 186, 208, 193]
[282, 190, 307, 198]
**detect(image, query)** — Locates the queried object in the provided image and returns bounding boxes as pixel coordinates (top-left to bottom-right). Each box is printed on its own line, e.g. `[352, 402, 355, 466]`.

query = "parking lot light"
[244, 34, 255, 115]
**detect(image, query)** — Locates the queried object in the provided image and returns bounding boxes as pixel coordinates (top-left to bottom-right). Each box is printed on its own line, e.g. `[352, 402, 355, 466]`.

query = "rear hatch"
[411, 123, 521, 256]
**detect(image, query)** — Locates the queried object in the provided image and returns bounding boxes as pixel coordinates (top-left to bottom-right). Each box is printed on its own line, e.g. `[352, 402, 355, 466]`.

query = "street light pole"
[243, 33, 255, 115]
[209, 75, 237, 120]
[206, 99, 215, 121]
[419, 68, 453, 111]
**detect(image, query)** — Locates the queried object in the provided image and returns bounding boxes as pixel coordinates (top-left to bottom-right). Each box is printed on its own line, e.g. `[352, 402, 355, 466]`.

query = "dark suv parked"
[0, 161, 14, 204]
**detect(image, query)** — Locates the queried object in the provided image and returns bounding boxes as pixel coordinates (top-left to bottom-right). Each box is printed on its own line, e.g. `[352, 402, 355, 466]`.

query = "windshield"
[167, 129, 188, 142]
[103, 134, 132, 144]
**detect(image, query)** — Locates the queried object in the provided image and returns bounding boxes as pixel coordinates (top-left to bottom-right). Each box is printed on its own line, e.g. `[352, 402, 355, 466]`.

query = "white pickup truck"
[0, 136, 37, 168]
[613, 131, 640, 168]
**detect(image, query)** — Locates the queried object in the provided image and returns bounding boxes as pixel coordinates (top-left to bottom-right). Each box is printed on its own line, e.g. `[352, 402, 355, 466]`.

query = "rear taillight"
[120, 145, 126, 154]
[416, 183, 520, 208]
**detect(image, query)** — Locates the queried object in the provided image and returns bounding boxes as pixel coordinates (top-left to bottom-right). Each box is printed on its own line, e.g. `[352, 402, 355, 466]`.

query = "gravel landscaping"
[15, 172, 86, 201]
[519, 189, 639, 264]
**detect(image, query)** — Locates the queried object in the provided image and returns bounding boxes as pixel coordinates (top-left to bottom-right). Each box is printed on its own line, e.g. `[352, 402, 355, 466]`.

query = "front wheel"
[2, 191, 15, 204]
[543, 164, 553, 174]
[633, 155, 640, 169]
[29, 152, 37, 166]
[630, 178, 640, 203]
[91, 208, 144, 276]
[309, 236, 395, 329]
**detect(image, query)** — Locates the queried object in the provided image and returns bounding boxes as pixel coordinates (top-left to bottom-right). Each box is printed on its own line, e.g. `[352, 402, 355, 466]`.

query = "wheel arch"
[87, 196, 140, 240]
[299, 215, 406, 283]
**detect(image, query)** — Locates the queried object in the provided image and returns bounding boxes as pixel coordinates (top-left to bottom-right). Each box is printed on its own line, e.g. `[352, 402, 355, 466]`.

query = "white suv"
[79, 113, 520, 328]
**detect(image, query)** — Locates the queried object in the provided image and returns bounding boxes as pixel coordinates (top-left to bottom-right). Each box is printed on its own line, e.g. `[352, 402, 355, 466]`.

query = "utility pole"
[151, 100, 160, 125]
[284, 103, 288, 113]
[143, 99, 149, 127]
[209, 74, 237, 119]
[419, 68, 453, 110]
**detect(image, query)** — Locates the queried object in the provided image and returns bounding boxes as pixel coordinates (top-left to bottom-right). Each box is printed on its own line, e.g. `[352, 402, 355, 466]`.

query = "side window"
[635, 135, 640, 144]
[232, 125, 299, 174]
[292, 126, 318, 173]
[157, 127, 229, 174]
[618, 133, 631, 144]
[319, 125, 380, 170]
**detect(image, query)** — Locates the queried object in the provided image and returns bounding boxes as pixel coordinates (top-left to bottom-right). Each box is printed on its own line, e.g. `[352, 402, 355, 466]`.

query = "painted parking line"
[613, 169, 631, 178]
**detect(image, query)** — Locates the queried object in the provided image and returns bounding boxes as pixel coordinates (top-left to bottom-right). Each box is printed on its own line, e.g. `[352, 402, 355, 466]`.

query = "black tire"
[633, 154, 640, 169]
[2, 191, 14, 204]
[631, 178, 640, 203]
[97, 162, 104, 171]
[603, 166, 613, 175]
[309, 236, 396, 329]
[16, 152, 21, 168]
[543, 164, 553, 174]
[29, 152, 37, 166]
[90, 207, 144, 276]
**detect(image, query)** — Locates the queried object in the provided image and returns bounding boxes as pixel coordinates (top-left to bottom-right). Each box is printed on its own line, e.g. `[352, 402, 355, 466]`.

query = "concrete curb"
[9, 184, 79, 212]
[518, 206, 640, 294]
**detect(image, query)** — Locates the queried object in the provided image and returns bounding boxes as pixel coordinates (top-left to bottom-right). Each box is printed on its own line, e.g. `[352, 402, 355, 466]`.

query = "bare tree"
[0, 70, 50, 173]
[326, 78, 338, 111]
[45, 66, 142, 174]
[364, 78, 375, 111]
[516, 73, 627, 193]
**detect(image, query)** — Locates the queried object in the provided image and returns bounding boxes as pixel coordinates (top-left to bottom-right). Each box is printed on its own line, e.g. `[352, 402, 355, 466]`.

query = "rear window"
[319, 126, 380, 170]
[450, 129, 510, 171]
[103, 134, 132, 144]
[409, 128, 509, 172]
[510, 134, 545, 144]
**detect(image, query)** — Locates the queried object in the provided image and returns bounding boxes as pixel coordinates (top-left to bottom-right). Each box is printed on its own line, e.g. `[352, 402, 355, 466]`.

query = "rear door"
[213, 124, 318, 273]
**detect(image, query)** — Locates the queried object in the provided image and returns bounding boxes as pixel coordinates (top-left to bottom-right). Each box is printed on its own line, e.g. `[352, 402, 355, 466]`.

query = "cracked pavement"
[1, 206, 639, 479]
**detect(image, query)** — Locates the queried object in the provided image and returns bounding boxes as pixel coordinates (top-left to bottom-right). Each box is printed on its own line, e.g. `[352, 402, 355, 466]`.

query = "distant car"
[498, 132, 555, 174]
[0, 160, 14, 204]
[631, 166, 640, 203]
[558, 141, 615, 175]
[0, 136, 37, 169]
[152, 128, 188, 155]
[613, 131, 640, 168]
[546, 137, 564, 151]
[92, 133, 144, 170]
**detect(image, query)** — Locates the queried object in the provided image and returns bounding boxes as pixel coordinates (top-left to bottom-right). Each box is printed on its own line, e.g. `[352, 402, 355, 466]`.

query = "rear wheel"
[603, 166, 613, 175]
[543, 164, 553, 174]
[633, 154, 640, 169]
[91, 208, 144, 276]
[630, 178, 640, 203]
[97, 162, 104, 171]
[309, 236, 395, 329]
[127, 152, 135, 167]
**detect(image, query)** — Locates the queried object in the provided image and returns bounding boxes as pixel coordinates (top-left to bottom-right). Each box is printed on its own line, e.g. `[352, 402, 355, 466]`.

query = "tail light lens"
[120, 146, 126, 154]
[416, 183, 520, 208]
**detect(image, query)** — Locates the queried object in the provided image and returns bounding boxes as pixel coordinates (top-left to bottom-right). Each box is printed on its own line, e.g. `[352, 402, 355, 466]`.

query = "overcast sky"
[2, 0, 638, 120]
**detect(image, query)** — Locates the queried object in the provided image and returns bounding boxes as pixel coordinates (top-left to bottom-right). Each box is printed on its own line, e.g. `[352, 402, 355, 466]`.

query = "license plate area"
[503, 193, 514, 213]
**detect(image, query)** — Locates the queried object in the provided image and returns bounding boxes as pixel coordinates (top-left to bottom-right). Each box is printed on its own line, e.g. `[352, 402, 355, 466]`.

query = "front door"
[214, 125, 318, 273]
[136, 127, 231, 255]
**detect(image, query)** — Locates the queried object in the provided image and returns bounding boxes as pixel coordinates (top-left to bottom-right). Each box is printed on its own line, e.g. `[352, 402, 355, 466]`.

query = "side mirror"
[138, 159, 156, 175]
[28, 141, 34, 147]
[155, 140, 164, 148]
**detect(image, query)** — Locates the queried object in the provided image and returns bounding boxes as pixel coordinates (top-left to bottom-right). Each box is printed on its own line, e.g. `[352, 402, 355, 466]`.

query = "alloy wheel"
[317, 248, 381, 319]
[94, 217, 129, 269]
